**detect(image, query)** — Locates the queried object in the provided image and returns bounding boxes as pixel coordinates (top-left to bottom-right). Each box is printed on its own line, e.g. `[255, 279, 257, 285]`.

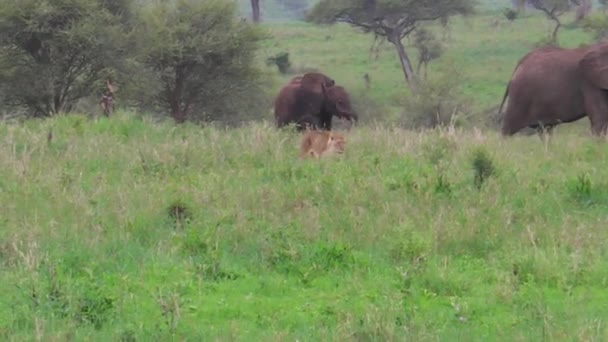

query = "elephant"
[274, 72, 357, 131]
[499, 42, 608, 136]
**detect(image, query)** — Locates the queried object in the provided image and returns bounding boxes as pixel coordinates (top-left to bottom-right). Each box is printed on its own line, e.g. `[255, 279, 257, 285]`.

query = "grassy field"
[1, 112, 608, 340]
[3, 10, 608, 341]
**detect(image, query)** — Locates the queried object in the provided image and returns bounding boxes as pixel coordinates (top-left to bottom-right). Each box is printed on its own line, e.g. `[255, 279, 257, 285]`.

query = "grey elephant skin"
[499, 42, 608, 136]
[274, 72, 358, 131]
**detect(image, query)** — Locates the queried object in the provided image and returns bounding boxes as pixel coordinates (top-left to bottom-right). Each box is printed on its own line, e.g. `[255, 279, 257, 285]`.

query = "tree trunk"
[388, 33, 417, 93]
[551, 17, 561, 44]
[251, 0, 260, 23]
[171, 109, 186, 123]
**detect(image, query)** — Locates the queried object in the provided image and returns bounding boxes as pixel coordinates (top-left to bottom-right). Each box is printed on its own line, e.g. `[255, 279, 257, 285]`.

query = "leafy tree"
[526, 0, 580, 43]
[0, 0, 133, 117]
[135, 0, 266, 123]
[306, 0, 475, 93]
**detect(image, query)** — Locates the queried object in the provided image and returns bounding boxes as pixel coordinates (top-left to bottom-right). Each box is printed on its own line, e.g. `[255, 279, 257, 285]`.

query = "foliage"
[471, 147, 496, 189]
[0, 0, 133, 117]
[398, 63, 472, 129]
[134, 0, 268, 123]
[503, 8, 519, 21]
[581, 13, 608, 40]
[266, 52, 292, 74]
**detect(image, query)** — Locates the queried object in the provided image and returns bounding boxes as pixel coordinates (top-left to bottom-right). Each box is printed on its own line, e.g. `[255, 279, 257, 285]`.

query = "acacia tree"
[306, 0, 475, 93]
[0, 0, 132, 117]
[136, 0, 265, 123]
[527, 0, 580, 43]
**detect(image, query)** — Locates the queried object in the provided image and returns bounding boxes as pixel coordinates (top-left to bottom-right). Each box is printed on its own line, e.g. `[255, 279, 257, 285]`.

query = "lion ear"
[580, 44, 608, 89]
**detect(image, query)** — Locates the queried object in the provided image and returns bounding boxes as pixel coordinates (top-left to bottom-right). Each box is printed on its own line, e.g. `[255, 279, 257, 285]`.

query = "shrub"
[471, 147, 496, 190]
[266, 52, 292, 74]
[398, 63, 472, 129]
[503, 8, 519, 22]
[581, 14, 608, 41]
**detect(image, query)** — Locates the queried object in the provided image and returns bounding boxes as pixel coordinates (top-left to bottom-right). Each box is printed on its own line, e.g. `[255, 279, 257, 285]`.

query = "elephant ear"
[580, 44, 608, 89]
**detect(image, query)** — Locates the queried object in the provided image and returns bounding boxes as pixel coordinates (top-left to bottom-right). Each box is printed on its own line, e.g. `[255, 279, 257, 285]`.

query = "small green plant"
[434, 172, 452, 195]
[421, 135, 457, 166]
[312, 241, 354, 271]
[167, 200, 192, 229]
[503, 8, 519, 22]
[567, 173, 594, 206]
[471, 147, 495, 190]
[75, 289, 115, 329]
[389, 230, 430, 266]
[266, 52, 292, 74]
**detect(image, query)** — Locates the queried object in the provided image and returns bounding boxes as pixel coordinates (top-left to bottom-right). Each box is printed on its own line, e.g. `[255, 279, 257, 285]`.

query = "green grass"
[1, 112, 608, 340]
[3, 11, 608, 341]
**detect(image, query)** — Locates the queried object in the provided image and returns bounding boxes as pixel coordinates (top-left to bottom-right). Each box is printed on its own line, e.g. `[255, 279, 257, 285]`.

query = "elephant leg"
[297, 114, 320, 131]
[316, 110, 332, 130]
[583, 86, 608, 136]
[501, 101, 532, 136]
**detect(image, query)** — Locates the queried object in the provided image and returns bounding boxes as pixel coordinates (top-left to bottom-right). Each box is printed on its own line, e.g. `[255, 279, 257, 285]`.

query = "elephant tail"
[498, 81, 510, 116]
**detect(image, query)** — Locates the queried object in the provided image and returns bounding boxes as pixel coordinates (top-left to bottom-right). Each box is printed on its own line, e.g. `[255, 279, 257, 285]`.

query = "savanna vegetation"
[2, 0, 608, 340]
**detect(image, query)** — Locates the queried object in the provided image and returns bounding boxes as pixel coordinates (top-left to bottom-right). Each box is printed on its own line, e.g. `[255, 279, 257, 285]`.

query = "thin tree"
[306, 0, 475, 93]
[527, 0, 579, 43]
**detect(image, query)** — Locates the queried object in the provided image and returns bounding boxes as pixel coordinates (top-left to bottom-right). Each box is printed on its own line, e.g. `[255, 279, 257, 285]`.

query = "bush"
[134, 0, 269, 124]
[397, 63, 472, 129]
[581, 14, 608, 41]
[266, 52, 292, 74]
[503, 8, 519, 22]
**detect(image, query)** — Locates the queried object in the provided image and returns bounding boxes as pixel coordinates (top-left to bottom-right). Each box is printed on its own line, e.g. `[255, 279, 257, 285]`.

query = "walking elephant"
[499, 42, 608, 136]
[274, 72, 358, 131]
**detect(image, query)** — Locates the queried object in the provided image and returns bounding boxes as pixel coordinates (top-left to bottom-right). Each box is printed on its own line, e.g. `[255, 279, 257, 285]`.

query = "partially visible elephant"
[274, 72, 357, 131]
[499, 42, 608, 136]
